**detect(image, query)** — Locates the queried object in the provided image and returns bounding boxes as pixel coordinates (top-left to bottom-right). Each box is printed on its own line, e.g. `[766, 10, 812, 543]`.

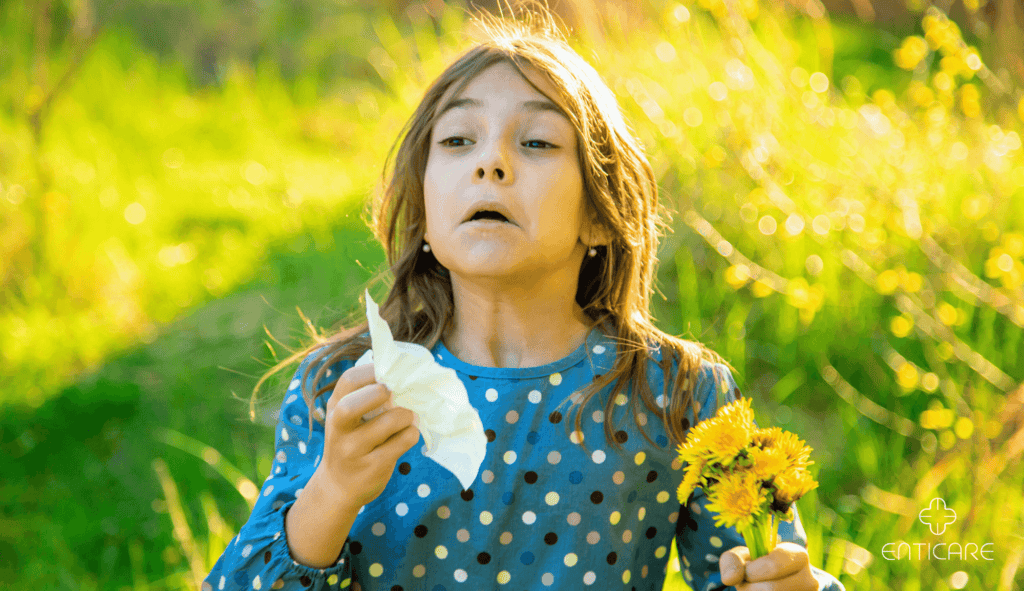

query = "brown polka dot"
[414, 525, 428, 537]
[299, 575, 312, 587]
[391, 587, 403, 591]
[468, 375, 477, 380]
[290, 474, 301, 481]
[591, 491, 604, 504]
[646, 526, 658, 539]
[461, 489, 474, 501]
[264, 550, 271, 564]
[524, 471, 538, 484]
[607, 551, 618, 565]
[646, 470, 658, 483]
[734, 387, 743, 399]
[485, 429, 496, 442]
[615, 430, 628, 443]
[681, 418, 690, 430]
[351, 541, 363, 554]
[477, 552, 491, 564]
[544, 532, 558, 545]
[549, 411, 563, 423]
[398, 462, 411, 475]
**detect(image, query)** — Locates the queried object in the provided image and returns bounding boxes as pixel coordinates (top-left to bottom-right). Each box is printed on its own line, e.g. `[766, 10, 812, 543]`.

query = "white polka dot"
[482, 470, 494, 484]
[290, 415, 302, 426]
[289, 379, 300, 390]
[706, 553, 719, 563]
[218, 576, 225, 590]
[549, 373, 562, 386]
[285, 394, 297, 404]
[262, 486, 273, 497]
[528, 390, 542, 403]
[593, 345, 606, 354]
[454, 569, 467, 582]
[275, 450, 287, 463]
[326, 369, 332, 377]
[252, 575, 261, 590]
[709, 535, 723, 548]
[523, 511, 536, 525]
[280, 427, 289, 441]
[592, 410, 604, 423]
[396, 503, 408, 516]
[547, 451, 561, 464]
[584, 571, 596, 585]
[298, 440, 306, 454]
[241, 543, 253, 557]
[592, 450, 606, 464]
[418, 484, 431, 497]
[570, 392, 583, 404]
[542, 573, 554, 586]
[295, 487, 303, 497]
[504, 450, 517, 464]
[486, 388, 499, 402]
[372, 522, 386, 536]
[656, 394, 666, 408]
[358, 505, 365, 514]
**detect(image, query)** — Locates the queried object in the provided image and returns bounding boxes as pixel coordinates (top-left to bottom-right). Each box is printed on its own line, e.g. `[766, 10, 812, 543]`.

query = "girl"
[205, 4, 845, 590]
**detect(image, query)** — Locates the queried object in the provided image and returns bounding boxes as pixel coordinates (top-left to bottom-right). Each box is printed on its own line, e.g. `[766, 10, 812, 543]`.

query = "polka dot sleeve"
[202, 350, 356, 591]
[673, 364, 846, 591]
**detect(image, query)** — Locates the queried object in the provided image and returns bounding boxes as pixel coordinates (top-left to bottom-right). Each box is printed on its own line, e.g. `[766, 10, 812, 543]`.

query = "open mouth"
[467, 211, 511, 223]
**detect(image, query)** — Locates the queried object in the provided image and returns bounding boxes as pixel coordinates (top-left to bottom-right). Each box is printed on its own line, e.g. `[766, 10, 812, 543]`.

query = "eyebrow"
[436, 97, 570, 122]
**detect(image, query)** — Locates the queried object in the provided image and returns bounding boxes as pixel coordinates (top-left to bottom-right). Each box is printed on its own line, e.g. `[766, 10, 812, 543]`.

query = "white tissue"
[354, 290, 487, 490]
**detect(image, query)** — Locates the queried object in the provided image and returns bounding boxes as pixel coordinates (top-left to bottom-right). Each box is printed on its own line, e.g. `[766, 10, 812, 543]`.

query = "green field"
[2, 1, 1022, 589]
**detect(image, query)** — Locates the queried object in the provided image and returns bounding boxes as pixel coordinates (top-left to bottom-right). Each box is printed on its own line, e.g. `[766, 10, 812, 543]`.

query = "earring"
[423, 242, 431, 253]
[588, 246, 597, 257]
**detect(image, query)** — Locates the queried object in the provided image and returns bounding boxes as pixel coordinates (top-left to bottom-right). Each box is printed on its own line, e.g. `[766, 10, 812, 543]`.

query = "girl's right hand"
[314, 362, 421, 510]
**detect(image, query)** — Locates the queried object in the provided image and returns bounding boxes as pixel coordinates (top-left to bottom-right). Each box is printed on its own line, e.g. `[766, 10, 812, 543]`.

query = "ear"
[580, 213, 612, 248]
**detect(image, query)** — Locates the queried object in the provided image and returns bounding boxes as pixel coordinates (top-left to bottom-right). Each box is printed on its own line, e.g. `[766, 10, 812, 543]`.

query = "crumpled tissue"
[354, 290, 487, 490]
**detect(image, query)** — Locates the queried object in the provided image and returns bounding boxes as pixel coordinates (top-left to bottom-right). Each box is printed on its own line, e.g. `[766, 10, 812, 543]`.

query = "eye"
[439, 137, 471, 148]
[437, 137, 556, 149]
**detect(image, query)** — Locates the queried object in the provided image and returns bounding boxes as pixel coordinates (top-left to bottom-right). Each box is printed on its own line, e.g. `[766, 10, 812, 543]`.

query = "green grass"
[2, 1, 1023, 589]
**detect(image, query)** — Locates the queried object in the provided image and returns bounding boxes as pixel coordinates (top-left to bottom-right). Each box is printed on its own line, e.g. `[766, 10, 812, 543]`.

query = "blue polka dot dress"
[204, 327, 845, 591]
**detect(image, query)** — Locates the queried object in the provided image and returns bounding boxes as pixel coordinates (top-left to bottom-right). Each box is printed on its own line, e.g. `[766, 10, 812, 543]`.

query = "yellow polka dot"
[642, 565, 649, 578]
[369, 563, 383, 577]
[340, 577, 351, 588]
[497, 570, 511, 584]
[564, 553, 578, 567]
[435, 545, 448, 559]
[480, 511, 493, 525]
[413, 565, 426, 577]
[657, 491, 670, 503]
[638, 507, 646, 520]
[327, 575, 338, 585]
[545, 491, 560, 506]
[709, 536, 723, 548]
[634, 451, 646, 465]
[253, 575, 262, 590]
[615, 393, 628, 406]
[549, 372, 562, 386]
[610, 511, 621, 525]
[623, 569, 632, 584]
[655, 546, 667, 559]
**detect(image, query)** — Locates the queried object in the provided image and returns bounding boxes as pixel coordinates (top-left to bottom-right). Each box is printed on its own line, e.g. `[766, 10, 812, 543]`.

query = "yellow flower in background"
[773, 467, 819, 505]
[704, 470, 769, 531]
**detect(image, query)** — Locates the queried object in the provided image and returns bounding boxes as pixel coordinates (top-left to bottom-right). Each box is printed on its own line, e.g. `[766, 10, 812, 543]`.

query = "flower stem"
[741, 512, 777, 560]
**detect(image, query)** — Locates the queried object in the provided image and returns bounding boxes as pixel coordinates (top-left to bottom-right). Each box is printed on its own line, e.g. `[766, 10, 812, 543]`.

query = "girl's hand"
[720, 542, 821, 590]
[314, 362, 421, 510]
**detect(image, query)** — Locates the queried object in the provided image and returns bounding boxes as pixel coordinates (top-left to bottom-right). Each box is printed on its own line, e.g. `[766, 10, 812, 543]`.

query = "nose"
[474, 138, 514, 184]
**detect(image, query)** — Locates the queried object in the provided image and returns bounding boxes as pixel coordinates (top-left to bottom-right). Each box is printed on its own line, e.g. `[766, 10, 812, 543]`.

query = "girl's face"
[423, 61, 603, 288]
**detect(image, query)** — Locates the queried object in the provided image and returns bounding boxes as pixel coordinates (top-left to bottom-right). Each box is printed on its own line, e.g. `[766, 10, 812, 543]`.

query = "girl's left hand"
[719, 542, 820, 590]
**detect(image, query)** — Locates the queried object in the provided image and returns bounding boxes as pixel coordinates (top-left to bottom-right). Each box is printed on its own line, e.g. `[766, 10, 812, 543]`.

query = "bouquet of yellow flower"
[676, 396, 819, 560]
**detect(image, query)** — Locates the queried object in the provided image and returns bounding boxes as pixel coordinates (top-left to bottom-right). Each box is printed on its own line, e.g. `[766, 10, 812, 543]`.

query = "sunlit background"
[1, 0, 1022, 589]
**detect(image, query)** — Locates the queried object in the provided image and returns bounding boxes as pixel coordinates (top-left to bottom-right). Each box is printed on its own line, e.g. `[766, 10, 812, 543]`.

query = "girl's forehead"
[435, 62, 570, 121]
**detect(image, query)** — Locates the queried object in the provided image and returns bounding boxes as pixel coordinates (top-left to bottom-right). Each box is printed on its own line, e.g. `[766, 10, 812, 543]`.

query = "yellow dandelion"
[775, 430, 814, 470]
[696, 417, 754, 466]
[747, 445, 790, 482]
[751, 426, 783, 448]
[677, 461, 704, 504]
[704, 470, 768, 531]
[717, 396, 757, 427]
[773, 467, 818, 505]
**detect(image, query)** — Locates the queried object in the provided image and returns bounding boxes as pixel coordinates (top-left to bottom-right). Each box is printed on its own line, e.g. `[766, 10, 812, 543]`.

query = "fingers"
[743, 543, 810, 583]
[720, 546, 750, 586]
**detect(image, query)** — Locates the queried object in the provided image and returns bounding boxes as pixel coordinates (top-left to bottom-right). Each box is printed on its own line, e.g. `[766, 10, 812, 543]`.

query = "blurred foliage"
[2, 0, 1023, 590]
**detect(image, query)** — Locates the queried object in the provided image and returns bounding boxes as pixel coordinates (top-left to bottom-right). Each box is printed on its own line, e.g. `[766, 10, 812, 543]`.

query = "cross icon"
[919, 497, 957, 535]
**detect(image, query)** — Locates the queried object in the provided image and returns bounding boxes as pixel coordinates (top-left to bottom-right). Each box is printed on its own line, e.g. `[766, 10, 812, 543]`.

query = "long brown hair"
[250, 0, 728, 455]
